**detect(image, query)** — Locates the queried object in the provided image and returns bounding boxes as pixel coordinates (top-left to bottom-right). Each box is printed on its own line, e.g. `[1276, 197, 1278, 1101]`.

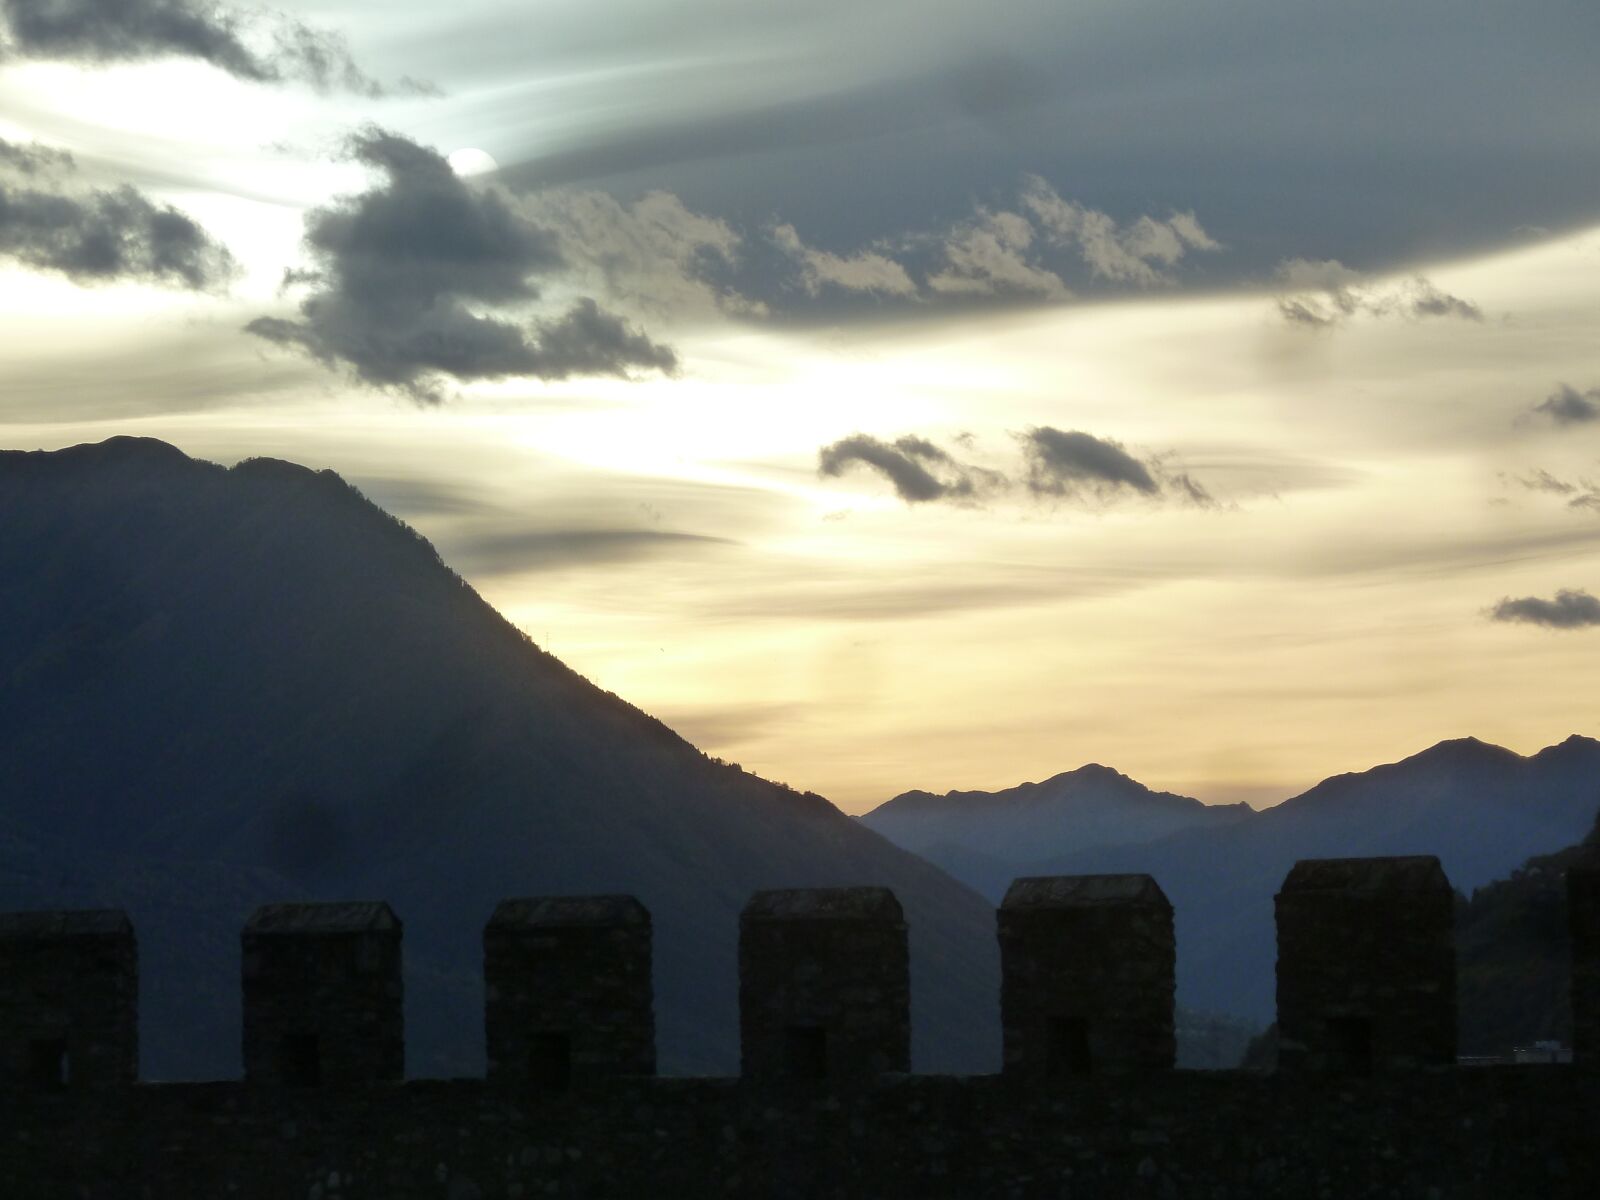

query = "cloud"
[1488, 589, 1600, 630]
[771, 222, 916, 298]
[1405, 279, 1483, 321]
[245, 128, 676, 403]
[0, 0, 408, 95]
[818, 426, 1212, 510]
[1532, 383, 1600, 427]
[1020, 176, 1220, 286]
[517, 187, 763, 321]
[495, 176, 1218, 320]
[439, 527, 732, 577]
[924, 208, 1069, 299]
[1510, 468, 1578, 496]
[0, 136, 235, 289]
[1503, 467, 1600, 514]
[1273, 258, 1482, 328]
[817, 433, 1004, 504]
[1021, 426, 1215, 507]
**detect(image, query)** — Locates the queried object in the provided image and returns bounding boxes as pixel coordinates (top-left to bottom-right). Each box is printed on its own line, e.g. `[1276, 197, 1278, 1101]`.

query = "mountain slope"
[0, 437, 1000, 1078]
[861, 763, 1252, 895]
[1031, 736, 1600, 1023]
[1456, 809, 1600, 1054]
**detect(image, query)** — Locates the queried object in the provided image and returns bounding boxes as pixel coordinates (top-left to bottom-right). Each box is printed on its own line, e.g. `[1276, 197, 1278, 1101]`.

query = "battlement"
[1, 856, 1594, 1089]
[5, 858, 1600, 1197]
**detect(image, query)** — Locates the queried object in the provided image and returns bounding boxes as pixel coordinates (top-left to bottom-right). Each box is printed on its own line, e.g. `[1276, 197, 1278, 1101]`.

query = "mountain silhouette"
[0, 437, 999, 1079]
[861, 763, 1252, 894]
[867, 736, 1600, 1025]
[1456, 807, 1600, 1054]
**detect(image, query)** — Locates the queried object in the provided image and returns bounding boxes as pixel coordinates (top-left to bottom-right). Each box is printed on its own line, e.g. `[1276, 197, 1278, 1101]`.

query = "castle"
[2, 855, 1598, 1197]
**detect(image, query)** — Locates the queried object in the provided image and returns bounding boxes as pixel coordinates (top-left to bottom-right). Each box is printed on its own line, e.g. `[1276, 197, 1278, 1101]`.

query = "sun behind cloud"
[446, 147, 498, 177]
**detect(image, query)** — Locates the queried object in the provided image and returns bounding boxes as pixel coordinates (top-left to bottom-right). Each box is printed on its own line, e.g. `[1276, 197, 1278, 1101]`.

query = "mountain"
[1031, 736, 1600, 1023]
[861, 764, 1253, 896]
[867, 737, 1600, 1028]
[1456, 809, 1600, 1055]
[0, 437, 1000, 1079]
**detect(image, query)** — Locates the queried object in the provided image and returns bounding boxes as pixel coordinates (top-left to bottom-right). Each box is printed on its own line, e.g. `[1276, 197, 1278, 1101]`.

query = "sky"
[2, 0, 1599, 812]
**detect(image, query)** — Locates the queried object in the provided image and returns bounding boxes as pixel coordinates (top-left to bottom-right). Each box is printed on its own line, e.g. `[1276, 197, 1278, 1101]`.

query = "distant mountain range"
[863, 764, 1252, 884]
[863, 736, 1600, 1023]
[0, 438, 1002, 1079]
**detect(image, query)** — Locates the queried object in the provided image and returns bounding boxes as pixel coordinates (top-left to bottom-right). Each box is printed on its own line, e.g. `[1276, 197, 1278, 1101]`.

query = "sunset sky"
[3, 0, 1599, 812]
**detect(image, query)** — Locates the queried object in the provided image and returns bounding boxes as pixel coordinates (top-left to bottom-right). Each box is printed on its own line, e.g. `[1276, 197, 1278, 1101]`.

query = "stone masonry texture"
[739, 887, 910, 1082]
[1275, 856, 1456, 1074]
[483, 895, 655, 1086]
[5, 865, 1600, 1196]
[999, 874, 1175, 1075]
[0, 909, 136, 1089]
[242, 901, 403, 1086]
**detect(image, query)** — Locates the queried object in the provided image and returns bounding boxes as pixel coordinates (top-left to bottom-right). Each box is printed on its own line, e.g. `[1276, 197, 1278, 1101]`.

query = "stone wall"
[483, 895, 654, 1087]
[998, 874, 1174, 1076]
[1275, 856, 1456, 1074]
[739, 887, 911, 1083]
[3, 862, 1600, 1196]
[4, 1069, 1598, 1198]
[0, 910, 136, 1089]
[242, 902, 404, 1086]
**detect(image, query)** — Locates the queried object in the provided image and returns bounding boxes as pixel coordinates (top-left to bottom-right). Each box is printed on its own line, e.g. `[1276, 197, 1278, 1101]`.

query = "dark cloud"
[817, 434, 1004, 504]
[819, 426, 1213, 510]
[246, 129, 676, 403]
[0, 136, 235, 289]
[1533, 383, 1600, 427]
[1022, 427, 1215, 507]
[1488, 589, 1600, 630]
[1022, 427, 1159, 498]
[481, 2, 1600, 301]
[0, 0, 408, 95]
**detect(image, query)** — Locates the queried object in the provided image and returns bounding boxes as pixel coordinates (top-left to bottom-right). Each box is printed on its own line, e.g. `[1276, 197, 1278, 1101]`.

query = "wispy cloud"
[817, 433, 1004, 504]
[771, 222, 917, 298]
[0, 0, 421, 95]
[1503, 467, 1600, 513]
[763, 177, 1220, 306]
[1488, 588, 1600, 630]
[1274, 258, 1482, 329]
[1022, 427, 1215, 507]
[246, 129, 676, 404]
[1020, 175, 1219, 287]
[518, 188, 764, 322]
[1530, 383, 1600, 427]
[924, 208, 1069, 299]
[818, 426, 1212, 510]
[0, 135, 235, 289]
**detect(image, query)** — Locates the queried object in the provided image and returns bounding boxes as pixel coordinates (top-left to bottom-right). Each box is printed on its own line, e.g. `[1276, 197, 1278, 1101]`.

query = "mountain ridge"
[0, 436, 1001, 1078]
[862, 729, 1600, 1028]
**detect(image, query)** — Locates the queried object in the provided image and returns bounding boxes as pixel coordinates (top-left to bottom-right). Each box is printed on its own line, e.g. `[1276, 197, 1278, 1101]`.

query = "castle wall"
[483, 895, 655, 1087]
[739, 887, 910, 1082]
[998, 874, 1175, 1075]
[3, 864, 1598, 1195]
[4, 1069, 1597, 1198]
[0, 910, 136, 1089]
[241, 902, 403, 1086]
[1275, 856, 1456, 1073]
